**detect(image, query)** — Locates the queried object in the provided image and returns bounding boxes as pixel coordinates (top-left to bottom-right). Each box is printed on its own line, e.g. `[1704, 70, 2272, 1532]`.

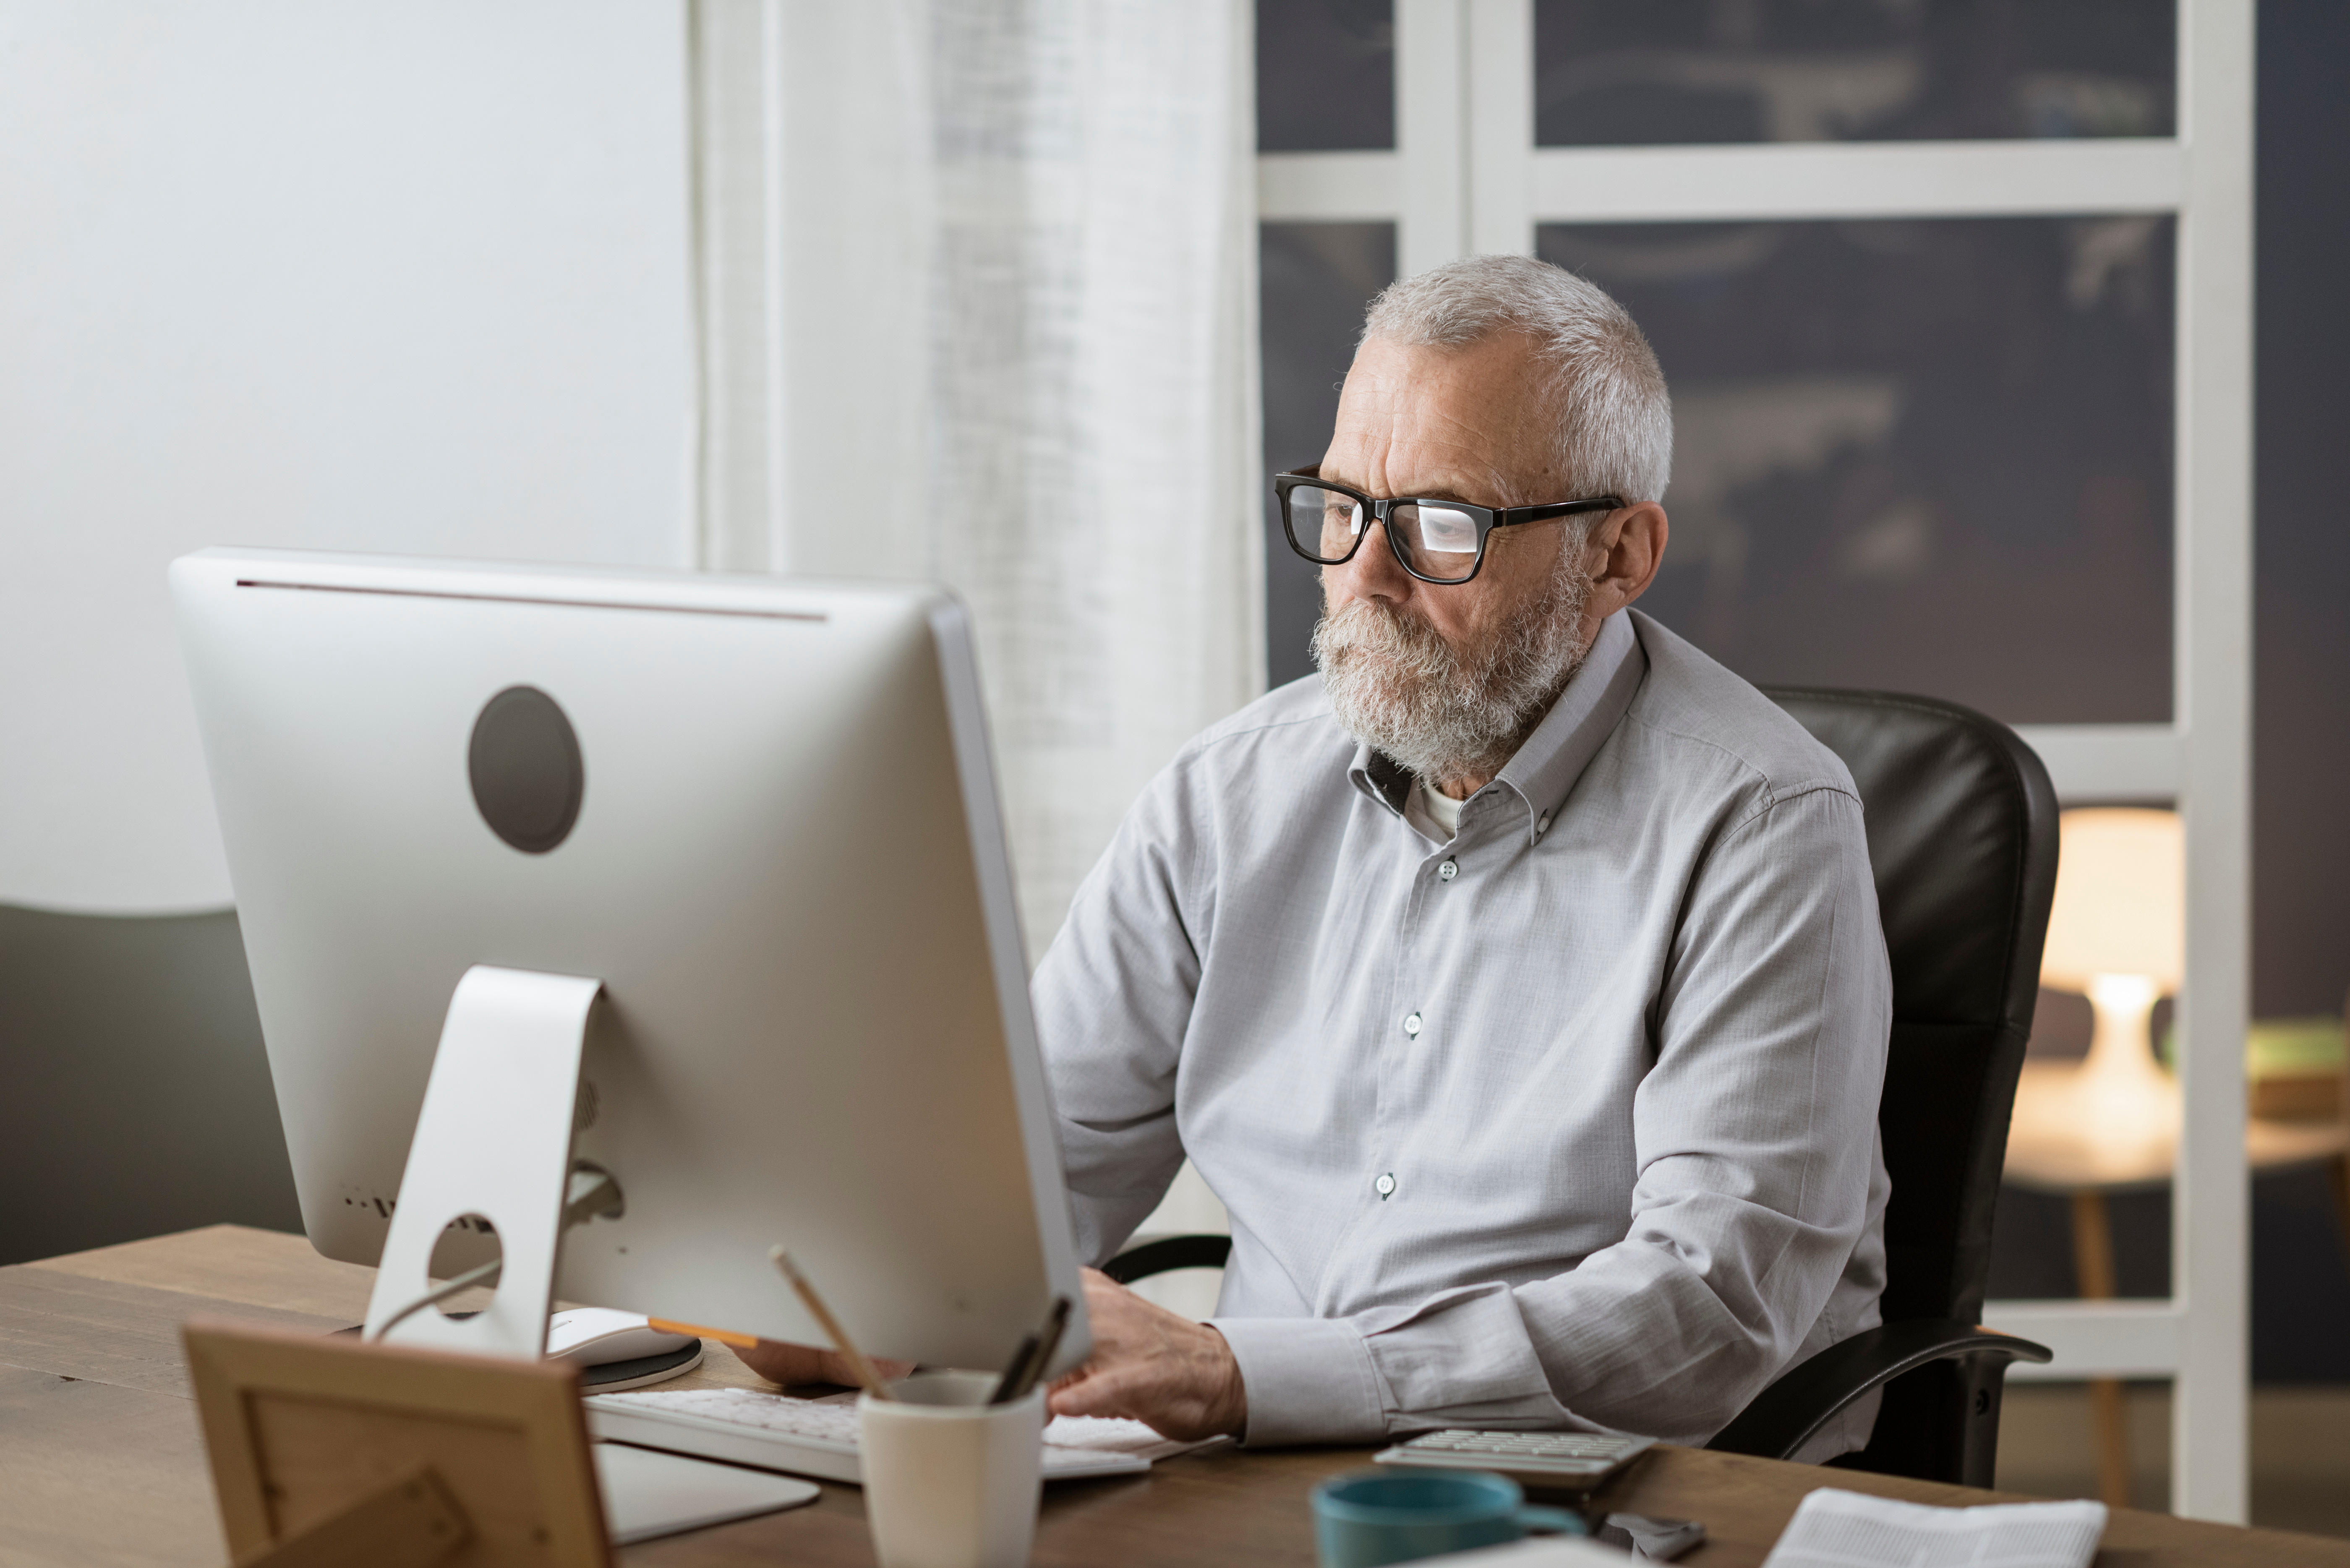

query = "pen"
[1007, 1296, 1072, 1403]
[987, 1328, 1041, 1405]
[770, 1247, 893, 1401]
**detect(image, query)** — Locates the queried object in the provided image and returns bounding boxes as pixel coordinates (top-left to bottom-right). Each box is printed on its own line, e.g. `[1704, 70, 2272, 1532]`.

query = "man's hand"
[1048, 1267, 1247, 1442]
[730, 1339, 915, 1390]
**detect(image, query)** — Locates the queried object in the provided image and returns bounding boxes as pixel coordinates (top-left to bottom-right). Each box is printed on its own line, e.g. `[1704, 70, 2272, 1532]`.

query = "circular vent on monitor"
[467, 685, 585, 854]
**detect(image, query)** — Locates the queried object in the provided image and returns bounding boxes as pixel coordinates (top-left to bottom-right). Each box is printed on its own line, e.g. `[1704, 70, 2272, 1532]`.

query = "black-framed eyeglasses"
[1273, 466, 1624, 586]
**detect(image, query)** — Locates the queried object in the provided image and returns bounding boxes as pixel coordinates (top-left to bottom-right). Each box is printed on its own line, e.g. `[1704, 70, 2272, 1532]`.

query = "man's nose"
[1329, 512, 1415, 603]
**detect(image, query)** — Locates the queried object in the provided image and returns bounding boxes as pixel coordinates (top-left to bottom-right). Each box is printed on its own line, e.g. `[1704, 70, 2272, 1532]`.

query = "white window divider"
[2013, 725, 2184, 804]
[1986, 1300, 2189, 1383]
[2167, 0, 2256, 1524]
[1396, 0, 1468, 274]
[1467, 0, 1533, 257]
[1258, 152, 1401, 222]
[1529, 140, 2183, 224]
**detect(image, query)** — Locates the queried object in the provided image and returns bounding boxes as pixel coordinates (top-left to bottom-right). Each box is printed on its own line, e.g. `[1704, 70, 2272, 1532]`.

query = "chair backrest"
[0, 905, 300, 1265]
[1764, 689, 2058, 1325]
[1764, 689, 2058, 1480]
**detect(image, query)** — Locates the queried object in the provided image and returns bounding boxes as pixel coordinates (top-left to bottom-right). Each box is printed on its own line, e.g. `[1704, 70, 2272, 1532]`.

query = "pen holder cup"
[1312, 1468, 1588, 1568]
[859, 1372, 1045, 1568]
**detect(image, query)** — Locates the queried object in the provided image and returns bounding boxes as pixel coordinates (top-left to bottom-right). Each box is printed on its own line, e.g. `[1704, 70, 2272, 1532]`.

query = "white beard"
[1312, 554, 1595, 789]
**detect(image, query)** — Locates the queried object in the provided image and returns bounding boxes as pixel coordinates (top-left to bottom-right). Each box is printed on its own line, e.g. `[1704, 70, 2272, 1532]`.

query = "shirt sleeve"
[1030, 756, 1212, 1266]
[1213, 783, 1892, 1449]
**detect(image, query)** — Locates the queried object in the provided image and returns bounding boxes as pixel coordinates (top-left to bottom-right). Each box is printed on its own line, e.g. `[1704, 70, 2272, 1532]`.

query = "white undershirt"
[1404, 777, 1465, 845]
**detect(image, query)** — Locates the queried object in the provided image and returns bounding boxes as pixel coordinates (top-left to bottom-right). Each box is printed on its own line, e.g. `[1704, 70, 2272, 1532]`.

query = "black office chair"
[1107, 688, 2060, 1487]
[0, 904, 302, 1265]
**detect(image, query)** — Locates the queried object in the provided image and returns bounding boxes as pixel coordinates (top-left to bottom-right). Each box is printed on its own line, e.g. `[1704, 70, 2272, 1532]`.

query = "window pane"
[1261, 222, 1397, 684]
[1535, 0, 2175, 146]
[1538, 216, 2173, 724]
[1258, 0, 1395, 152]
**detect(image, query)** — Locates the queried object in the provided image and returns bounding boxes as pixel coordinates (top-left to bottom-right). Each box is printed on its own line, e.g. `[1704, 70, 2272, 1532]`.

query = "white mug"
[859, 1371, 1045, 1568]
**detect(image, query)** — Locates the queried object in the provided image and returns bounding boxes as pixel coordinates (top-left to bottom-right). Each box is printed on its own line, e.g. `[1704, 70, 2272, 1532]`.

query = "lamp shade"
[2040, 807, 2184, 993]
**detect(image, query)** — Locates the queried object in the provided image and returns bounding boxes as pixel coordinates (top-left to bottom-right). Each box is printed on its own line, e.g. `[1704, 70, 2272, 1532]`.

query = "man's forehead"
[1325, 334, 1561, 500]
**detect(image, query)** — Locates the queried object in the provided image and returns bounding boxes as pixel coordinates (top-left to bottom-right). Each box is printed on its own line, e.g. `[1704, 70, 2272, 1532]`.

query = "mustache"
[1314, 598, 1475, 680]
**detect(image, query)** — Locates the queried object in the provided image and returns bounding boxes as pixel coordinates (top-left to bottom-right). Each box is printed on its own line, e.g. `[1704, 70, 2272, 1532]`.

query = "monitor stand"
[362, 964, 609, 1358]
[358, 967, 702, 1393]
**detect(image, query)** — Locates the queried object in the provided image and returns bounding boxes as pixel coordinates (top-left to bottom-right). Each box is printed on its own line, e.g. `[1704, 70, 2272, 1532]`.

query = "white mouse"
[546, 1307, 700, 1366]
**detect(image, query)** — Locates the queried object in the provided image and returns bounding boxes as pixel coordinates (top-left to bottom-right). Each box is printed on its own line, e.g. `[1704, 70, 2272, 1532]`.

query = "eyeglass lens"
[1285, 485, 1483, 580]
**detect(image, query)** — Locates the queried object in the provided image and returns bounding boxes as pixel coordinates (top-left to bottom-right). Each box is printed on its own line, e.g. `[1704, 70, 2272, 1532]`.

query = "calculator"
[1371, 1429, 1658, 1487]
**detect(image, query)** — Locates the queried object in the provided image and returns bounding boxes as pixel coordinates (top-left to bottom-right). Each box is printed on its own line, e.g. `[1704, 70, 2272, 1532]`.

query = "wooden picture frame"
[183, 1319, 611, 1568]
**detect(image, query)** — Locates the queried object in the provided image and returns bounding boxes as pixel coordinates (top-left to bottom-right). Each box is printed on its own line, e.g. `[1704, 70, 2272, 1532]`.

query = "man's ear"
[1585, 504, 1669, 616]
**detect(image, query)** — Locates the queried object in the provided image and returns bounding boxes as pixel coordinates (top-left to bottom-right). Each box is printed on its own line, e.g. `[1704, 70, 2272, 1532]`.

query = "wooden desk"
[7, 1226, 2347, 1568]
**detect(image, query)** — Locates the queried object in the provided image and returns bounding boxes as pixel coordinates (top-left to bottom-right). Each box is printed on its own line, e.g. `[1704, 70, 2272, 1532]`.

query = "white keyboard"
[1373, 1429, 1657, 1485]
[586, 1386, 1219, 1485]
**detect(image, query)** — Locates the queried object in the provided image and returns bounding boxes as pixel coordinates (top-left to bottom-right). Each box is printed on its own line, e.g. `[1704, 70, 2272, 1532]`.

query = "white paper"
[593, 1440, 819, 1544]
[1761, 1487, 2107, 1568]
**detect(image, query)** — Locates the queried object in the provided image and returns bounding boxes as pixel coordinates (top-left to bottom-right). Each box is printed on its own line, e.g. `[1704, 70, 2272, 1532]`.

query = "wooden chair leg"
[2070, 1190, 2132, 1511]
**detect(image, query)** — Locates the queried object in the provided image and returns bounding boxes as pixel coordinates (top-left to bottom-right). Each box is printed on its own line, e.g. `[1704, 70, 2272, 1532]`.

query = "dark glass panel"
[1538, 215, 2173, 723]
[1536, 0, 2175, 146]
[1260, 222, 1397, 685]
[1258, 0, 1396, 152]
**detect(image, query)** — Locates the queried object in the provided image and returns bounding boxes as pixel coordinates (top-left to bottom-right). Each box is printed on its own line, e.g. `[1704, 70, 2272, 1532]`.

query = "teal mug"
[1312, 1468, 1588, 1568]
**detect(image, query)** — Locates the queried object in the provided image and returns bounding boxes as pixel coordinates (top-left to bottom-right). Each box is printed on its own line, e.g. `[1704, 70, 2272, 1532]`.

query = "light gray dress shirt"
[1032, 608, 1893, 1458]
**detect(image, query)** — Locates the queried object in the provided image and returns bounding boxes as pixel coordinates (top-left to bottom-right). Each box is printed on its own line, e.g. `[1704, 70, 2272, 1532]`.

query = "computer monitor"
[171, 548, 1090, 1379]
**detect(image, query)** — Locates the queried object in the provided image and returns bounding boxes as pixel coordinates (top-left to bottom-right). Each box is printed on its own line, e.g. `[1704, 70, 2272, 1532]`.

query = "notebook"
[1760, 1487, 2108, 1568]
[585, 1385, 1223, 1485]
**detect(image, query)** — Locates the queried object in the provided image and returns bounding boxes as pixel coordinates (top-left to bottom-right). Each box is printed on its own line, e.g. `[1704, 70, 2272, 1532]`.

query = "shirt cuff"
[1209, 1315, 1387, 1447]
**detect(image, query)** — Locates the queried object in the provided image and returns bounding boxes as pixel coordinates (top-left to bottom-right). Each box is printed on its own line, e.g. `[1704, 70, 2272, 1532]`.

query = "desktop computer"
[171, 548, 1090, 1385]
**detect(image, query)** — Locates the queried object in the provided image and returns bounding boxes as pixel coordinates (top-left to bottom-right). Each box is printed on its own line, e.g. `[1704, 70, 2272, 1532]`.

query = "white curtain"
[692, 0, 1265, 953]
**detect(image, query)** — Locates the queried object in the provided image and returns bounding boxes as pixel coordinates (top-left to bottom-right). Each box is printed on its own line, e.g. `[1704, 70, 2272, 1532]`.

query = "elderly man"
[744, 255, 1890, 1458]
[1034, 255, 1890, 1458]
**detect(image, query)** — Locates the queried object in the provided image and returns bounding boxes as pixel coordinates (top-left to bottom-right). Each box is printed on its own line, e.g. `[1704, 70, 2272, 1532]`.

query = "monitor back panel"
[172, 550, 1081, 1370]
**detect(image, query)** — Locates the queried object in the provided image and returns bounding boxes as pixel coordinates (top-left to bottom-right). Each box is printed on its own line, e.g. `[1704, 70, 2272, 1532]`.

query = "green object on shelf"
[2156, 1015, 2343, 1075]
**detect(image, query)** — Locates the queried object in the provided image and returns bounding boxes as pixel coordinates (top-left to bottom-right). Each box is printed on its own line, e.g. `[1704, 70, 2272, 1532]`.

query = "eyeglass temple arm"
[1490, 496, 1626, 528]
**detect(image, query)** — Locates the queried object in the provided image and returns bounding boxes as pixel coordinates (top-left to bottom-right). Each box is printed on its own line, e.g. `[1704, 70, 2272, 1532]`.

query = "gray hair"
[1360, 255, 1672, 504]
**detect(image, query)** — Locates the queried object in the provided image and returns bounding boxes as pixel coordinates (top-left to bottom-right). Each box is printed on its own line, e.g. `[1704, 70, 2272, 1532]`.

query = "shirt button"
[1535, 811, 1552, 836]
[1437, 859, 1458, 881]
[1376, 1173, 1397, 1198]
[1403, 1012, 1422, 1038]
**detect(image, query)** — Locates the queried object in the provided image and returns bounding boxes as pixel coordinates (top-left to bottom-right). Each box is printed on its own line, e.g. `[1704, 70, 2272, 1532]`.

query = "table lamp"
[2036, 807, 2185, 1164]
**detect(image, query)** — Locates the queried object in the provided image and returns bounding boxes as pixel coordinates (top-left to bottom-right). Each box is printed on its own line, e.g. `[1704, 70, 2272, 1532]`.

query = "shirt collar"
[1346, 609, 1648, 847]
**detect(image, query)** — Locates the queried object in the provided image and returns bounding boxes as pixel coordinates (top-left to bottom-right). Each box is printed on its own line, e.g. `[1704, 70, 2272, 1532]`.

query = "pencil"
[647, 1317, 757, 1350]
[769, 1246, 893, 1401]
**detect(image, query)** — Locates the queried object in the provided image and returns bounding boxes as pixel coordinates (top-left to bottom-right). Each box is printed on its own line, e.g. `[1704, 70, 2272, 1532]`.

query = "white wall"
[0, 2, 695, 912]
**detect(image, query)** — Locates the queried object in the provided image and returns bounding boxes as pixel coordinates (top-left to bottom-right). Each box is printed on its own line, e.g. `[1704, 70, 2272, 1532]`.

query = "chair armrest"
[1707, 1319, 2051, 1463]
[1102, 1233, 1232, 1284]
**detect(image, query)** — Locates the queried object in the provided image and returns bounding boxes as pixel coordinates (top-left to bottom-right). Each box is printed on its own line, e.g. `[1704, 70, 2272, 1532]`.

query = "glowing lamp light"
[2034, 807, 2185, 1171]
